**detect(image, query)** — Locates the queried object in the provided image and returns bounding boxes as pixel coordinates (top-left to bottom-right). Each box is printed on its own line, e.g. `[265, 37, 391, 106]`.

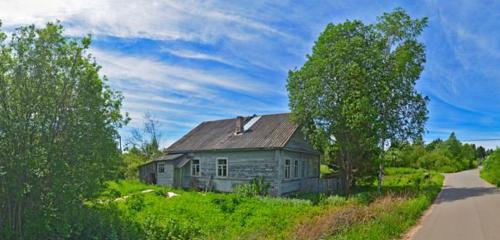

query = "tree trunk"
[377, 162, 384, 194]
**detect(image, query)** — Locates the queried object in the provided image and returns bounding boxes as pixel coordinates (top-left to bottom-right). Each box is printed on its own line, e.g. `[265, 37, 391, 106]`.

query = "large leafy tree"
[0, 22, 128, 238]
[287, 8, 428, 194]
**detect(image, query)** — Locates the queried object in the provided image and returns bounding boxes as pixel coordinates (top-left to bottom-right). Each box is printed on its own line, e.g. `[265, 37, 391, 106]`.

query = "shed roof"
[138, 153, 185, 167]
[166, 113, 299, 152]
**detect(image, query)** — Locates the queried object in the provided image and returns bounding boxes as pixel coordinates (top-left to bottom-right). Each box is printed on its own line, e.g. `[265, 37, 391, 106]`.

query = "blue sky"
[1, 0, 499, 149]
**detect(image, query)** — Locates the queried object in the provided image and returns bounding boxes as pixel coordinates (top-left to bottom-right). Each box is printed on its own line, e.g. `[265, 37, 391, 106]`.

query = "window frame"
[216, 158, 228, 178]
[284, 159, 291, 179]
[158, 162, 165, 173]
[293, 159, 299, 178]
[191, 159, 201, 177]
[301, 160, 305, 178]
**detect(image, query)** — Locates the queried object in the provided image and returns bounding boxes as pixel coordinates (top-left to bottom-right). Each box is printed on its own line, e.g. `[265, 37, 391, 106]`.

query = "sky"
[0, 0, 499, 149]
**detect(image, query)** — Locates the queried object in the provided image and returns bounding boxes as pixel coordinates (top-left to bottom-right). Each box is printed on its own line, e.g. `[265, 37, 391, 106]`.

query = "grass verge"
[93, 167, 443, 239]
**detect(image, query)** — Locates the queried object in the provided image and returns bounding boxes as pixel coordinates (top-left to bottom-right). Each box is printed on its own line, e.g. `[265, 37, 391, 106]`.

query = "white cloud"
[91, 48, 277, 95]
[162, 48, 239, 67]
[89, 48, 288, 141]
[0, 0, 288, 43]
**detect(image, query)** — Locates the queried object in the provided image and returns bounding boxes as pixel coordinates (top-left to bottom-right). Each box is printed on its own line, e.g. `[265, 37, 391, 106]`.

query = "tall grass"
[94, 168, 443, 239]
[288, 168, 443, 240]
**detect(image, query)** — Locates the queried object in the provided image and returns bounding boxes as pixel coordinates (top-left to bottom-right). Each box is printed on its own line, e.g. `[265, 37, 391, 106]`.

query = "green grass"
[94, 168, 443, 240]
[98, 181, 323, 239]
[327, 168, 443, 240]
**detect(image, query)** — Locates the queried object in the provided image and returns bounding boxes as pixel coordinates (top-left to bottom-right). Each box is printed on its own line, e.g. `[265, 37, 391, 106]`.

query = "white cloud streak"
[0, 0, 289, 43]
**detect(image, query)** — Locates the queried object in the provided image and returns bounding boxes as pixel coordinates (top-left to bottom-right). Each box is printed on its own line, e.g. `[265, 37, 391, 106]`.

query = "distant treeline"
[384, 133, 489, 173]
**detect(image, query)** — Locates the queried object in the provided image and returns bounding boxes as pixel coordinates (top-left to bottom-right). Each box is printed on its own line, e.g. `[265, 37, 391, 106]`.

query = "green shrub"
[235, 176, 271, 197]
[142, 216, 203, 240]
[481, 149, 500, 186]
[352, 192, 376, 205]
[127, 194, 146, 211]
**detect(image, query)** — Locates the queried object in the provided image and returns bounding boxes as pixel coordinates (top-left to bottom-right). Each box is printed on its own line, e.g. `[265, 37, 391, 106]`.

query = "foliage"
[120, 113, 163, 179]
[235, 176, 271, 197]
[320, 164, 334, 176]
[481, 149, 500, 186]
[0, 22, 128, 238]
[141, 216, 203, 240]
[120, 146, 148, 179]
[288, 167, 443, 239]
[384, 132, 481, 173]
[287, 8, 428, 194]
[127, 112, 162, 159]
[94, 168, 442, 240]
[99, 180, 320, 239]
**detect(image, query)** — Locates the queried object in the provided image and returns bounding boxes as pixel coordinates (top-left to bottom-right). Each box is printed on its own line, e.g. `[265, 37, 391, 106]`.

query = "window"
[293, 160, 299, 178]
[158, 163, 165, 173]
[216, 158, 227, 177]
[284, 159, 291, 179]
[191, 159, 200, 176]
[301, 160, 305, 178]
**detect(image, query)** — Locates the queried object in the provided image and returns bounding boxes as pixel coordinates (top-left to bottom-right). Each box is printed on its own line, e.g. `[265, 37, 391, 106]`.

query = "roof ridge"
[202, 112, 290, 123]
[166, 112, 301, 152]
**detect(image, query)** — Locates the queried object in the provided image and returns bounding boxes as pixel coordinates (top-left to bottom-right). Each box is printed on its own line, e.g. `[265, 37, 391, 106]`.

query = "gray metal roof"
[156, 153, 184, 161]
[138, 153, 185, 167]
[166, 113, 299, 152]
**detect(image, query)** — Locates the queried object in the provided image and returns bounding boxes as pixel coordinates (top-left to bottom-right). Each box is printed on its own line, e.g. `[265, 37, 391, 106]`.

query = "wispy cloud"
[162, 48, 240, 68]
[91, 48, 278, 95]
[1, 0, 499, 149]
[0, 0, 289, 43]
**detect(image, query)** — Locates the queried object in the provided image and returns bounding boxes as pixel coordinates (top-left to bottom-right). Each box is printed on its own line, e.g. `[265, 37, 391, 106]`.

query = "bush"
[127, 194, 146, 211]
[142, 216, 203, 240]
[481, 149, 500, 186]
[235, 177, 271, 197]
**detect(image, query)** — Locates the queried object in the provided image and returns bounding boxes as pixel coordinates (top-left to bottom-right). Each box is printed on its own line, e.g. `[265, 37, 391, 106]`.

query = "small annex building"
[138, 113, 336, 196]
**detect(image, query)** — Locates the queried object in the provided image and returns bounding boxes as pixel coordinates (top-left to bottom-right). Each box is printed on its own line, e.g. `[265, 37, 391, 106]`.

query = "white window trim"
[216, 157, 228, 178]
[293, 159, 299, 179]
[191, 159, 201, 177]
[284, 159, 291, 179]
[158, 162, 165, 174]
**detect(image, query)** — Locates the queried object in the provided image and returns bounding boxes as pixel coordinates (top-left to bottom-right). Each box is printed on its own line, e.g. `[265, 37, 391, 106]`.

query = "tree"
[0, 22, 128, 238]
[120, 146, 148, 179]
[476, 146, 487, 160]
[127, 112, 162, 159]
[287, 8, 428, 195]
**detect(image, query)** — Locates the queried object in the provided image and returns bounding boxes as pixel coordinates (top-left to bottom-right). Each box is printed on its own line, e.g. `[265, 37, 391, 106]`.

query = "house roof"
[138, 153, 185, 167]
[166, 113, 299, 152]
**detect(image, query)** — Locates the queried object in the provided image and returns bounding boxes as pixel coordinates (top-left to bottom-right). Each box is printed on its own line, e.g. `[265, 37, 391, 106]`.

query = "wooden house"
[138, 113, 333, 196]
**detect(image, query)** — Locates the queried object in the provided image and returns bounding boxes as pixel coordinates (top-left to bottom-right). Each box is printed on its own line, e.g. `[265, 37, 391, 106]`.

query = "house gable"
[283, 129, 318, 154]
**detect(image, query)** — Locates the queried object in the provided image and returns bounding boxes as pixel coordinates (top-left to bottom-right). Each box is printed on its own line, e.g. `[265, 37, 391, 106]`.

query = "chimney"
[235, 116, 244, 135]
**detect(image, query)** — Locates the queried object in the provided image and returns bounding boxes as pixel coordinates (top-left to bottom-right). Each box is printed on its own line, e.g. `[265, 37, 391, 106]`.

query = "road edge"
[401, 172, 447, 240]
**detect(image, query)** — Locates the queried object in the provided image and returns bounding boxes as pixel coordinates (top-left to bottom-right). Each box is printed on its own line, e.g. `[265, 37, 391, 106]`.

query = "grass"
[328, 170, 443, 240]
[288, 168, 443, 240]
[98, 182, 323, 239]
[94, 168, 443, 240]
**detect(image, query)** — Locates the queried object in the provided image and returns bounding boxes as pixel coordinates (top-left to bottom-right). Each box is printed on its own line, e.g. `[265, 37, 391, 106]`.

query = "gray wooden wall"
[137, 130, 336, 196]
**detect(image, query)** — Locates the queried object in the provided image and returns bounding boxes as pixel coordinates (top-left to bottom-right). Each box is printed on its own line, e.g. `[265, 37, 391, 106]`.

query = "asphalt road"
[412, 169, 500, 240]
